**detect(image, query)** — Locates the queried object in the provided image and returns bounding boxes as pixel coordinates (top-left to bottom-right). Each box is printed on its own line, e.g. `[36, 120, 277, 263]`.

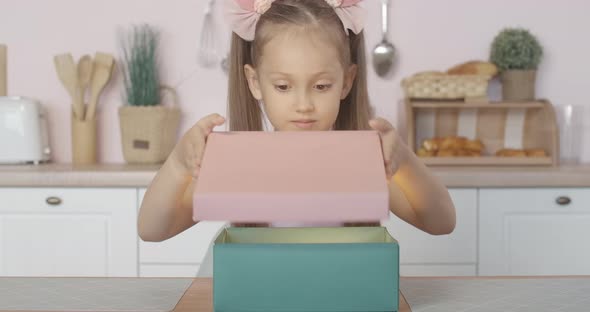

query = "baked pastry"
[419, 136, 485, 157]
[413, 71, 445, 77]
[464, 139, 484, 152]
[456, 149, 470, 156]
[496, 149, 527, 157]
[525, 149, 547, 157]
[440, 136, 467, 150]
[416, 148, 436, 157]
[422, 138, 442, 151]
[437, 149, 457, 157]
[446, 61, 499, 77]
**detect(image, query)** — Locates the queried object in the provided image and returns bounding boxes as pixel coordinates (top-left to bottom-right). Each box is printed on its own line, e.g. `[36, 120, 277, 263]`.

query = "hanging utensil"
[221, 53, 229, 75]
[0, 44, 7, 96]
[198, 0, 218, 67]
[372, 0, 396, 77]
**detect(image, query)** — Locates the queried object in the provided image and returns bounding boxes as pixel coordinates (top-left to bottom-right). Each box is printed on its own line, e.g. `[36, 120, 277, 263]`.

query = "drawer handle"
[555, 196, 571, 206]
[45, 196, 62, 206]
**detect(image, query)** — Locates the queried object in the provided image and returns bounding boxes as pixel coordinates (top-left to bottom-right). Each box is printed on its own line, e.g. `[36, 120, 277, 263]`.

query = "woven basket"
[118, 86, 181, 164]
[402, 73, 490, 100]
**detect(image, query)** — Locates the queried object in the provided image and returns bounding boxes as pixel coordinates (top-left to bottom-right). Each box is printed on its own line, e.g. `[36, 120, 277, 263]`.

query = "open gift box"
[213, 226, 399, 312]
[193, 131, 390, 223]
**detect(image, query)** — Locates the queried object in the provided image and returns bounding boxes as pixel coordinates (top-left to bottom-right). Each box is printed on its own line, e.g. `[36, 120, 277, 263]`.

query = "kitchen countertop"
[1, 163, 590, 188]
[1, 276, 589, 312]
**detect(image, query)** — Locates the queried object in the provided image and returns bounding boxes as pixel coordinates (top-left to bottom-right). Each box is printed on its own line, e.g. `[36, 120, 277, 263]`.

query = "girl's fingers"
[197, 113, 226, 134]
[369, 117, 394, 134]
[370, 117, 397, 178]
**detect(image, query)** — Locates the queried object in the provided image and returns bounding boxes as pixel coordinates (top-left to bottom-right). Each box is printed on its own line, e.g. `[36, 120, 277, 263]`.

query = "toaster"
[0, 96, 51, 164]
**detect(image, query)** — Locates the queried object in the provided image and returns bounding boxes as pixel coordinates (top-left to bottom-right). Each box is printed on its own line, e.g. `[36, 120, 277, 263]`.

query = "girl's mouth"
[292, 119, 316, 129]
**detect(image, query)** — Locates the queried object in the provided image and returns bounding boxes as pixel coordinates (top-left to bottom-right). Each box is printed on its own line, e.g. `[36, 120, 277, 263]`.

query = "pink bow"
[224, 0, 366, 41]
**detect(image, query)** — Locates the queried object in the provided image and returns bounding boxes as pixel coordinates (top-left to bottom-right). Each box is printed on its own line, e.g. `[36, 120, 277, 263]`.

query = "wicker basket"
[402, 73, 491, 101]
[118, 86, 181, 164]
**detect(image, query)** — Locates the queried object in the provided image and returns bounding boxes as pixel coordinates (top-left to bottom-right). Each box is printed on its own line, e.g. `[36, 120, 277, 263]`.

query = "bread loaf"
[446, 61, 498, 77]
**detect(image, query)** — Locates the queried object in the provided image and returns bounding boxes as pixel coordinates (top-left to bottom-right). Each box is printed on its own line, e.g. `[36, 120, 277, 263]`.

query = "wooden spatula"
[54, 53, 84, 120]
[85, 52, 114, 121]
[77, 54, 94, 118]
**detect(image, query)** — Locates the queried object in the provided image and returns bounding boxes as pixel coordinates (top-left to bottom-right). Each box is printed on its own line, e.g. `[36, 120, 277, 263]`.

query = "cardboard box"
[213, 226, 399, 312]
[193, 131, 389, 223]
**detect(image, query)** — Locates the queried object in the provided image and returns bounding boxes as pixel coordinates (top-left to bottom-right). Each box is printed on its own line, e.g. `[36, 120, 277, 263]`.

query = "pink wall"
[2, 0, 589, 163]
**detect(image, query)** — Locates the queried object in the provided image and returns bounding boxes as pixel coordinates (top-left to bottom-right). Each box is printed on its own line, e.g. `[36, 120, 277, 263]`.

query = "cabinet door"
[137, 188, 225, 277]
[0, 188, 138, 277]
[479, 188, 590, 276]
[382, 188, 477, 276]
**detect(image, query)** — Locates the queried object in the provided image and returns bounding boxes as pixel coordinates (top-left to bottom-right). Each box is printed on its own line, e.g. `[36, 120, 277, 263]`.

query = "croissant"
[525, 149, 547, 157]
[440, 136, 467, 150]
[464, 139, 484, 152]
[496, 149, 527, 157]
[422, 138, 442, 152]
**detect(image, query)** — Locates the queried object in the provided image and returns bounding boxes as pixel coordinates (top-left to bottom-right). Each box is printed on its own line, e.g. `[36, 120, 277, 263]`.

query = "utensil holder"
[72, 112, 97, 164]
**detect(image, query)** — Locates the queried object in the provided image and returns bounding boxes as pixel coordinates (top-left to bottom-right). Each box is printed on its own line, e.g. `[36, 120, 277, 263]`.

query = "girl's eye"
[274, 84, 290, 92]
[314, 84, 332, 91]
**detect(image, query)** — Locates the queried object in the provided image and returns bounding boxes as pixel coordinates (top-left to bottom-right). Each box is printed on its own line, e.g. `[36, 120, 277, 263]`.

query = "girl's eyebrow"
[268, 71, 337, 77]
[268, 72, 292, 77]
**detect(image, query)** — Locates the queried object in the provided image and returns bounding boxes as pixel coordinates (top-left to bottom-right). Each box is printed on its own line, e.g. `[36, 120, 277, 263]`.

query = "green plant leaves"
[120, 24, 161, 106]
[490, 28, 543, 71]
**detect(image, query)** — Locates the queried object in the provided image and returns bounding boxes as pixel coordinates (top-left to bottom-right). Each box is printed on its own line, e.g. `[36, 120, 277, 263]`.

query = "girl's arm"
[138, 157, 197, 242]
[138, 114, 226, 242]
[370, 118, 456, 235]
[388, 143, 456, 235]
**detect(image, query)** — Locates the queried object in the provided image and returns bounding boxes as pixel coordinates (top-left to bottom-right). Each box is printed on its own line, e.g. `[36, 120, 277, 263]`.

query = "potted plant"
[490, 27, 543, 101]
[118, 24, 180, 164]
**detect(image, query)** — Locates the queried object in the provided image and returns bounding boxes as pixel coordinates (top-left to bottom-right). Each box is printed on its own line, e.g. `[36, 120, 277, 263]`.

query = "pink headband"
[224, 0, 366, 41]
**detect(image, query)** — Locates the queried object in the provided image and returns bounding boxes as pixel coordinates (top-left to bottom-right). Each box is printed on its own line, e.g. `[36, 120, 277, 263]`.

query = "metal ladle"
[372, 0, 396, 77]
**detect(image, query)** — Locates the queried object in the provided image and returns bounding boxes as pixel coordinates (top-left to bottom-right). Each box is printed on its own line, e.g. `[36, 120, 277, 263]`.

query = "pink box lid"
[193, 131, 389, 223]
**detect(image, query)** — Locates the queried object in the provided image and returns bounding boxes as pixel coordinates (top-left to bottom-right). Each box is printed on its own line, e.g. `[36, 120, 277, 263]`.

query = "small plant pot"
[501, 70, 537, 101]
[118, 86, 181, 164]
[119, 106, 180, 164]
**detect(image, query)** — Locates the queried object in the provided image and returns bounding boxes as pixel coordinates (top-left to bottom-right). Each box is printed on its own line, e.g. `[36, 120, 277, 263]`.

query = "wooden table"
[173, 278, 412, 311]
[2, 276, 589, 311]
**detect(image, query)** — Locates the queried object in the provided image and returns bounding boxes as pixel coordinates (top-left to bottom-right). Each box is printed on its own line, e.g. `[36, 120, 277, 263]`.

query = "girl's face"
[244, 28, 357, 131]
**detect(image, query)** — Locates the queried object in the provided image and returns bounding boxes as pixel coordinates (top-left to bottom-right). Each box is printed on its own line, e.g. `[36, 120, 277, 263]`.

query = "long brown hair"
[227, 0, 373, 131]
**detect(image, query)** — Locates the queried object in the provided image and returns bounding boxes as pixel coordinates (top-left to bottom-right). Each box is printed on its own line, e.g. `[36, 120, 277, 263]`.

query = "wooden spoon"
[85, 52, 114, 121]
[77, 55, 94, 118]
[54, 53, 84, 120]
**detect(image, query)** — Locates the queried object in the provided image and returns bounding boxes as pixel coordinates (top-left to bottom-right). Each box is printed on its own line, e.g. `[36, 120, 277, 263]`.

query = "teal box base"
[213, 227, 399, 312]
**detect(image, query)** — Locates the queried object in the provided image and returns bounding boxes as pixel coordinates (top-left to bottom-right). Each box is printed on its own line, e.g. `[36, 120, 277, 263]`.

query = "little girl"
[138, 0, 455, 275]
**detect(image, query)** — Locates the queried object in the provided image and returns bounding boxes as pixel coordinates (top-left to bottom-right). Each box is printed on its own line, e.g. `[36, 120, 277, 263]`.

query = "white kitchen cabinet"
[479, 188, 590, 276]
[0, 188, 138, 277]
[137, 188, 225, 277]
[382, 188, 477, 276]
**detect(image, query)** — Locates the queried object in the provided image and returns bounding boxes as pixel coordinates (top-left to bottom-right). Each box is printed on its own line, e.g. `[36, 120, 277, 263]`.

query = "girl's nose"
[295, 91, 315, 113]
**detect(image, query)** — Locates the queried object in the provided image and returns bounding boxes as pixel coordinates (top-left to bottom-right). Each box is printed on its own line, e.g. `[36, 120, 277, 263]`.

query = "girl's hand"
[170, 113, 225, 178]
[369, 117, 408, 178]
